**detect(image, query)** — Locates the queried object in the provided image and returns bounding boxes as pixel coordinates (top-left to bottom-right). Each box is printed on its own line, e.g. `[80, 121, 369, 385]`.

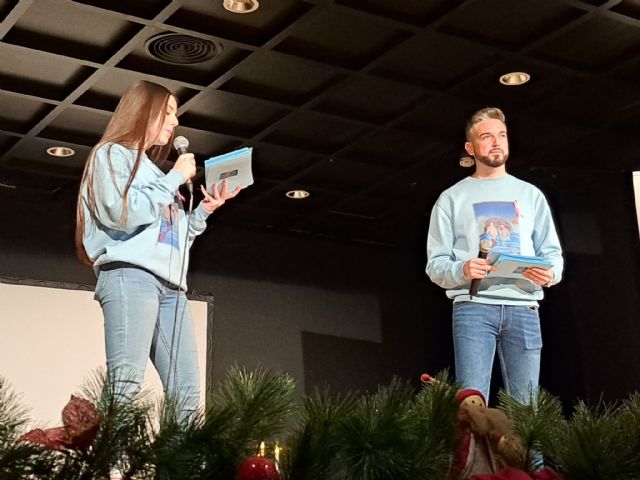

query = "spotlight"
[459, 156, 475, 168]
[223, 0, 259, 14]
[46, 146, 76, 157]
[499, 72, 530, 86]
[286, 190, 310, 199]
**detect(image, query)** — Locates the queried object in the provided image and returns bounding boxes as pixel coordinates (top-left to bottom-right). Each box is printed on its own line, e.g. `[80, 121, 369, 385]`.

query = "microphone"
[469, 239, 493, 298]
[173, 135, 192, 194]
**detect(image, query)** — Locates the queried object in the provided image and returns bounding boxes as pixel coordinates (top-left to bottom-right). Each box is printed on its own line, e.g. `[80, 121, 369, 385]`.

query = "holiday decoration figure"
[449, 389, 526, 479]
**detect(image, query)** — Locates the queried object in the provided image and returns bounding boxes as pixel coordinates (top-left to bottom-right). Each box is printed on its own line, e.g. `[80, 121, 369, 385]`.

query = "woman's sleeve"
[92, 145, 185, 233]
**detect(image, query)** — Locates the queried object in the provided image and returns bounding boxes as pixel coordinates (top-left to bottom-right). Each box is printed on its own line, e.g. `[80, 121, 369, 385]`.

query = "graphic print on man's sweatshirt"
[158, 202, 179, 249]
[472, 201, 522, 255]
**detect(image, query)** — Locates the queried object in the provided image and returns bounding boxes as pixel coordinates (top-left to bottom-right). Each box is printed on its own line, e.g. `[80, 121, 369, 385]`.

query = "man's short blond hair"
[465, 107, 506, 140]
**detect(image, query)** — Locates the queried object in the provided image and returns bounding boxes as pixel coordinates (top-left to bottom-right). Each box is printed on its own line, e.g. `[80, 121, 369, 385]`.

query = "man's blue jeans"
[452, 302, 541, 404]
[95, 266, 200, 418]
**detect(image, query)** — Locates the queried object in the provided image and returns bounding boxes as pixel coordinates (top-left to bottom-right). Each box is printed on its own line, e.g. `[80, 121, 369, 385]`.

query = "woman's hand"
[172, 153, 196, 181]
[200, 180, 241, 213]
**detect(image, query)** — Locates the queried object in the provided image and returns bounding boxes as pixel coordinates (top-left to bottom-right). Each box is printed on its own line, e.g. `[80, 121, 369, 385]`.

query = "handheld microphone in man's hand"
[469, 239, 493, 298]
[173, 135, 193, 194]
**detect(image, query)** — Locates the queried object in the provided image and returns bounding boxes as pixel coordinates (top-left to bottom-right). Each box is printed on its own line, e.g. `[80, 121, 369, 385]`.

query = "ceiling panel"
[39, 107, 110, 146]
[611, 0, 640, 19]
[10, 137, 90, 171]
[343, 128, 436, 167]
[438, 0, 584, 48]
[168, 0, 311, 46]
[274, 7, 411, 69]
[74, 0, 171, 20]
[250, 144, 320, 181]
[1, 0, 640, 247]
[179, 90, 288, 138]
[295, 156, 392, 194]
[0, 95, 54, 133]
[312, 75, 427, 124]
[74, 68, 198, 111]
[0, 44, 95, 100]
[219, 50, 342, 105]
[371, 30, 497, 88]
[3, 0, 142, 62]
[532, 15, 640, 71]
[262, 111, 368, 154]
[335, 0, 456, 26]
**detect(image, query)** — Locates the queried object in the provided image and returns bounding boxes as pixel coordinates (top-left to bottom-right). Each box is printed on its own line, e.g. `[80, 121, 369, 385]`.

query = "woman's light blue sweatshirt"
[81, 143, 210, 290]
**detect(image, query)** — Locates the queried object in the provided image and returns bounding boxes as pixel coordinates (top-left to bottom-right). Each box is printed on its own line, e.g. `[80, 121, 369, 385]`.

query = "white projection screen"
[0, 280, 209, 427]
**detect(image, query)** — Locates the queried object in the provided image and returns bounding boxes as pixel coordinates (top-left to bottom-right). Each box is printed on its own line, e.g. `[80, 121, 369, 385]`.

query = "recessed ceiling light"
[499, 72, 530, 86]
[286, 190, 310, 199]
[459, 156, 475, 168]
[46, 146, 76, 157]
[223, 0, 259, 14]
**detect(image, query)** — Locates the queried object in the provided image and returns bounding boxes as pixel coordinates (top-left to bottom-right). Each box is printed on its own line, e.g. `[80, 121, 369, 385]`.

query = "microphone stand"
[167, 184, 194, 408]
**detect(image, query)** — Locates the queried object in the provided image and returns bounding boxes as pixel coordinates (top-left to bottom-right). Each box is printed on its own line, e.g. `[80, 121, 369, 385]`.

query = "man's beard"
[475, 151, 508, 168]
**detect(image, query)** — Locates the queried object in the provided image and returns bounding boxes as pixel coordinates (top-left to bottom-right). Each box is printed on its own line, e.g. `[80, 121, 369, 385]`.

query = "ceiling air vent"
[145, 33, 222, 65]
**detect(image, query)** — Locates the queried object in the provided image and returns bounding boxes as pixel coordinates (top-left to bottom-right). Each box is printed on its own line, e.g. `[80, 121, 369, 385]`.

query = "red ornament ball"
[235, 456, 280, 480]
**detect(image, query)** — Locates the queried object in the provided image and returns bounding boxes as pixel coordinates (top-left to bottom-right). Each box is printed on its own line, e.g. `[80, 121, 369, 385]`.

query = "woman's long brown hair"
[75, 80, 175, 265]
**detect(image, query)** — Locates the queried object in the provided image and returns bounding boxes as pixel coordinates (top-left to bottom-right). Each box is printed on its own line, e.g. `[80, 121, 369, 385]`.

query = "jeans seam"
[155, 288, 171, 356]
[157, 289, 184, 391]
[117, 268, 128, 369]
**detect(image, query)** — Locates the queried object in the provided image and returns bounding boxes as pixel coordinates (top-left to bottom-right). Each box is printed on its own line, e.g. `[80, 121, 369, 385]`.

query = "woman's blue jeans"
[95, 266, 200, 418]
[452, 302, 542, 404]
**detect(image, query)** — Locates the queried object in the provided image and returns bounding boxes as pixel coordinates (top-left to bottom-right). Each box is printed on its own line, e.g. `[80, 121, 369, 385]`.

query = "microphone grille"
[173, 135, 189, 151]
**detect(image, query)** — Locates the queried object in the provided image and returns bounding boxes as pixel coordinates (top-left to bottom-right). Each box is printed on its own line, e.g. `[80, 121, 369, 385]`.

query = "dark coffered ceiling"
[2, 0, 640, 248]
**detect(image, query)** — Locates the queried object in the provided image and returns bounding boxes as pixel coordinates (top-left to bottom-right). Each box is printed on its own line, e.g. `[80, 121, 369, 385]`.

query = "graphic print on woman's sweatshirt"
[158, 202, 179, 249]
[472, 201, 522, 255]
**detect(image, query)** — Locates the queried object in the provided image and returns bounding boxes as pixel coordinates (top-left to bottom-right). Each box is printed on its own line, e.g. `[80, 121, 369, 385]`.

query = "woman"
[76, 80, 239, 417]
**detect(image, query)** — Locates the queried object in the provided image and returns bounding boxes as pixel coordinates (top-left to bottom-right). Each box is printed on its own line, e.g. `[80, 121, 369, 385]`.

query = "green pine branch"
[0, 376, 56, 479]
[410, 371, 460, 479]
[280, 388, 355, 480]
[5, 368, 640, 480]
[210, 366, 296, 446]
[336, 378, 417, 480]
[498, 388, 566, 472]
[553, 400, 640, 480]
[76, 371, 156, 480]
[617, 392, 640, 465]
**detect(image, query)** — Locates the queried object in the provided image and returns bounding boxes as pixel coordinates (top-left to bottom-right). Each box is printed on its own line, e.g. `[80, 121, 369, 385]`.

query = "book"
[204, 147, 254, 194]
[486, 253, 552, 279]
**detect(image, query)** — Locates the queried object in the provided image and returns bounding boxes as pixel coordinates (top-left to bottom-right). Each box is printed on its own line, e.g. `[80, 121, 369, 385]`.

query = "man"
[425, 107, 563, 404]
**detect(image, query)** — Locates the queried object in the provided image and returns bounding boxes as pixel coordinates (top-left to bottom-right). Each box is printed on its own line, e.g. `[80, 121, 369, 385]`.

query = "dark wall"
[1, 167, 640, 406]
[0, 186, 436, 397]
[517, 167, 640, 405]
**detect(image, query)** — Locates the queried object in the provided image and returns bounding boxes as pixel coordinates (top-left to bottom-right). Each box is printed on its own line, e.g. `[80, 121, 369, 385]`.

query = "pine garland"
[497, 388, 565, 471]
[2, 371, 640, 480]
[551, 400, 640, 480]
[280, 389, 355, 480]
[336, 378, 417, 480]
[409, 371, 460, 479]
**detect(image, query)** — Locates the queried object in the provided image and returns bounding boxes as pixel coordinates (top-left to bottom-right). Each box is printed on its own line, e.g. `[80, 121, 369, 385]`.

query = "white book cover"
[204, 147, 254, 194]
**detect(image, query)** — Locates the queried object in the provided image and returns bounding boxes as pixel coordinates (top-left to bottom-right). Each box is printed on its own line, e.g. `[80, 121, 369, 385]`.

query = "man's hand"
[464, 258, 497, 280]
[523, 267, 554, 286]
